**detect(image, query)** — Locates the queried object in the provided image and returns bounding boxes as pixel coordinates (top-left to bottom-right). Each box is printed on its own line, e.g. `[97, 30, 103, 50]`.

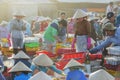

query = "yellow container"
[66, 37, 73, 43]
[26, 47, 39, 52]
[1, 38, 8, 42]
[106, 69, 117, 77]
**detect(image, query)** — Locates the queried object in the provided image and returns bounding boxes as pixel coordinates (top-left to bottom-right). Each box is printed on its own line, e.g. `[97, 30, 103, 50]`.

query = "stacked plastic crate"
[105, 46, 120, 78]
[24, 37, 39, 55]
[1, 38, 13, 56]
[55, 52, 86, 70]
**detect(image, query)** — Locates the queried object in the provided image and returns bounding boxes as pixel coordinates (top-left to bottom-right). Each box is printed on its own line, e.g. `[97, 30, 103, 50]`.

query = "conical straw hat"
[89, 69, 115, 80]
[13, 11, 26, 17]
[9, 61, 32, 72]
[0, 21, 8, 26]
[29, 71, 52, 80]
[13, 50, 30, 59]
[63, 59, 84, 69]
[33, 54, 53, 66]
[72, 9, 87, 19]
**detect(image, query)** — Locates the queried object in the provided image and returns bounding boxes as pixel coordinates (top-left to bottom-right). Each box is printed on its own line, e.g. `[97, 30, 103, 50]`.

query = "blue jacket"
[66, 70, 87, 80]
[89, 27, 120, 53]
[14, 59, 31, 68]
[14, 73, 30, 80]
[0, 73, 6, 80]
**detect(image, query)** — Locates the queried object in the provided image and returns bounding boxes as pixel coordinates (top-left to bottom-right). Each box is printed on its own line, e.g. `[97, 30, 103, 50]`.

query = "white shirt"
[106, 5, 114, 15]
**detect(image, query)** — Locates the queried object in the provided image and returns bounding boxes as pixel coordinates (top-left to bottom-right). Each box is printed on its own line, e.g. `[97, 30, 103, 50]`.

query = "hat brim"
[14, 15, 25, 17]
[104, 27, 117, 30]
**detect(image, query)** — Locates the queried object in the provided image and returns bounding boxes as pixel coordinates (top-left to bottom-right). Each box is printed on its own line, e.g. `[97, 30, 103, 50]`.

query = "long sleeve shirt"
[66, 70, 87, 80]
[14, 73, 30, 80]
[9, 19, 26, 39]
[0, 73, 6, 80]
[89, 27, 120, 53]
[74, 20, 91, 38]
[30, 64, 62, 76]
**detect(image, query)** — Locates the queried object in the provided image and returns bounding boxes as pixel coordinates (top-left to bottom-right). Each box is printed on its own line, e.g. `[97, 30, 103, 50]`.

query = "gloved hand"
[61, 72, 66, 76]
[89, 48, 99, 54]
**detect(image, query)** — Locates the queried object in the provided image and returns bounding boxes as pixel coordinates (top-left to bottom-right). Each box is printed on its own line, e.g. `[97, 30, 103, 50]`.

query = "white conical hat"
[88, 17, 99, 21]
[0, 21, 8, 26]
[13, 11, 26, 17]
[9, 61, 32, 72]
[37, 16, 46, 22]
[33, 54, 53, 66]
[29, 71, 52, 80]
[89, 69, 115, 80]
[63, 59, 84, 69]
[72, 9, 87, 19]
[13, 50, 30, 59]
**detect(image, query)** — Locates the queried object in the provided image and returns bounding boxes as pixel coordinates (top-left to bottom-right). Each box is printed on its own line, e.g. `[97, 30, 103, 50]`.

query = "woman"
[9, 11, 26, 54]
[43, 20, 66, 53]
[73, 9, 91, 52]
[30, 54, 64, 76]
[64, 59, 87, 80]
[9, 61, 32, 80]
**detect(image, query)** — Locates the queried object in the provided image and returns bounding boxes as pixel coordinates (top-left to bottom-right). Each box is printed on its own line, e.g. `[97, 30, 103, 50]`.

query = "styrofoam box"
[107, 46, 120, 55]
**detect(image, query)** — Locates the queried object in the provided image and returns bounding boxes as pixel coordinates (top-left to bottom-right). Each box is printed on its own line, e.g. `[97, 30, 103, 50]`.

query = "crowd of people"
[0, 1, 120, 80]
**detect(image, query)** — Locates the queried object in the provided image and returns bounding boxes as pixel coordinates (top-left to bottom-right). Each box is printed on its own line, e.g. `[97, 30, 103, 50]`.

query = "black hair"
[107, 12, 114, 19]
[58, 19, 67, 27]
[69, 66, 80, 71]
[60, 12, 66, 15]
[109, 2, 113, 5]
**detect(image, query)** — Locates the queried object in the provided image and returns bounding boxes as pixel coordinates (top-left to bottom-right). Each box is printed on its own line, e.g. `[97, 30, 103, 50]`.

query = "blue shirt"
[0, 73, 6, 80]
[90, 27, 120, 53]
[14, 73, 30, 80]
[66, 70, 87, 80]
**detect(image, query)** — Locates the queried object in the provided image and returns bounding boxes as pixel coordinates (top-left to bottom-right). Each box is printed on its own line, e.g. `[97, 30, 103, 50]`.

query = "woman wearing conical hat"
[73, 9, 91, 52]
[30, 54, 65, 76]
[13, 50, 31, 68]
[29, 71, 52, 80]
[9, 61, 32, 80]
[89, 69, 115, 80]
[63, 59, 87, 80]
[9, 11, 26, 54]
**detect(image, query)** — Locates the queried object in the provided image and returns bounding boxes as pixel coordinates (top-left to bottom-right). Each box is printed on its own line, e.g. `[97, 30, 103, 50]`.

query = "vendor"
[89, 69, 115, 80]
[9, 11, 26, 54]
[73, 9, 91, 52]
[30, 54, 64, 76]
[43, 19, 66, 53]
[63, 59, 87, 80]
[89, 23, 120, 54]
[12, 50, 31, 68]
[29, 71, 52, 80]
[9, 61, 32, 80]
